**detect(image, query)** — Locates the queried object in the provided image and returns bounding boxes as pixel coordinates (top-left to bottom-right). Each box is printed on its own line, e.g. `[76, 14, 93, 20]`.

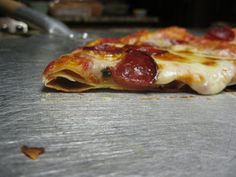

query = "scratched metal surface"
[1, 33, 236, 177]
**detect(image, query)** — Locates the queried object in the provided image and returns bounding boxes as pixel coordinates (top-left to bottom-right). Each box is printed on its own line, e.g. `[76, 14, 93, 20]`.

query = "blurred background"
[0, 0, 236, 35]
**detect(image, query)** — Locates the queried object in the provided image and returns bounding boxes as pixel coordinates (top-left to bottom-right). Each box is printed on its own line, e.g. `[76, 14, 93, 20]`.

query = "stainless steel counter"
[1, 33, 236, 177]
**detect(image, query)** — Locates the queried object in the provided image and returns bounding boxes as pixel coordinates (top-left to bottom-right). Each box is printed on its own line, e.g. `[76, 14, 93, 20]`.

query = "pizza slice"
[42, 26, 236, 95]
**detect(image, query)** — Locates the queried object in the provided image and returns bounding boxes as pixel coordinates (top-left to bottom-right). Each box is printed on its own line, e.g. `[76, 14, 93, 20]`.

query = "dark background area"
[2, 0, 236, 28]
[128, 0, 236, 27]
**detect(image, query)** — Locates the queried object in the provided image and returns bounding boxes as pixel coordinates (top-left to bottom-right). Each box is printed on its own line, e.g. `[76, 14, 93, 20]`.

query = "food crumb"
[179, 95, 195, 99]
[169, 95, 195, 99]
[21, 145, 45, 160]
[141, 97, 160, 100]
[46, 93, 51, 97]
[169, 96, 177, 99]
[103, 97, 112, 101]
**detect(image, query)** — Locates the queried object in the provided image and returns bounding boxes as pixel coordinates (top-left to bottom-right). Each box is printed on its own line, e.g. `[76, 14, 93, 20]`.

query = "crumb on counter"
[21, 145, 45, 160]
[168, 95, 195, 99]
[141, 97, 160, 100]
[179, 95, 195, 98]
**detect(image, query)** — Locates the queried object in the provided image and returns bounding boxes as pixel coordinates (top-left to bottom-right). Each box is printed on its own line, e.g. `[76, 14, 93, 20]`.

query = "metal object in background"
[102, 0, 129, 16]
[49, 0, 103, 18]
[0, 32, 236, 177]
[0, 0, 74, 38]
[0, 17, 28, 34]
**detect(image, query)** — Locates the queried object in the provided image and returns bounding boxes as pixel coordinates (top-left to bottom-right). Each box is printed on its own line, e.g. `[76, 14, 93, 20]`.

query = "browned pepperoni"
[205, 26, 235, 41]
[100, 38, 120, 43]
[112, 50, 157, 89]
[169, 39, 188, 45]
[83, 44, 123, 54]
[124, 44, 166, 56]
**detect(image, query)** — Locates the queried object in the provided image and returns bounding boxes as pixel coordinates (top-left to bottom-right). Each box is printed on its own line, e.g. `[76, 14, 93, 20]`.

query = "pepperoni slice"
[112, 50, 157, 89]
[100, 38, 120, 44]
[205, 26, 235, 41]
[169, 39, 188, 45]
[124, 44, 166, 56]
[83, 44, 123, 54]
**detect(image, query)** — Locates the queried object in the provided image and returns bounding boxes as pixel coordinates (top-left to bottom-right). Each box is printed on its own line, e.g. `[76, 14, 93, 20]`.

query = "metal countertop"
[1, 33, 236, 177]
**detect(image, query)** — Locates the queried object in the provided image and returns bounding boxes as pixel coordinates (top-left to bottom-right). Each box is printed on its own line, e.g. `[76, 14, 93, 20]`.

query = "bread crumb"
[21, 145, 45, 160]
[141, 97, 160, 100]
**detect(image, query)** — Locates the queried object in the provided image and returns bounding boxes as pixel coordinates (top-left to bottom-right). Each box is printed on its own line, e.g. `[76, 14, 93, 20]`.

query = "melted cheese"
[153, 52, 236, 94]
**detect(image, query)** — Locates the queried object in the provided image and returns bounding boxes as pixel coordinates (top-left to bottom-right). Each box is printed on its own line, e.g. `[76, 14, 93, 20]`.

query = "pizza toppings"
[205, 26, 235, 41]
[83, 43, 166, 56]
[112, 50, 157, 89]
[169, 39, 188, 45]
[83, 44, 123, 54]
[99, 38, 120, 44]
[124, 44, 166, 56]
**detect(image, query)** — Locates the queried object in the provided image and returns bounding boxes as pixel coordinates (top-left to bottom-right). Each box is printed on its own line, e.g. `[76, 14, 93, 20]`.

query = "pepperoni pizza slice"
[42, 26, 236, 95]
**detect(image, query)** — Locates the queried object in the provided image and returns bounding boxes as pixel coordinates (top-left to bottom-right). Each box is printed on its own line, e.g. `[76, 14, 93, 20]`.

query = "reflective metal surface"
[1, 33, 236, 177]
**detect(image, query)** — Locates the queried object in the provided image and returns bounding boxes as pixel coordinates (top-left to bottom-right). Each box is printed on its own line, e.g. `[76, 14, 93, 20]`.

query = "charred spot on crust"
[101, 67, 112, 77]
